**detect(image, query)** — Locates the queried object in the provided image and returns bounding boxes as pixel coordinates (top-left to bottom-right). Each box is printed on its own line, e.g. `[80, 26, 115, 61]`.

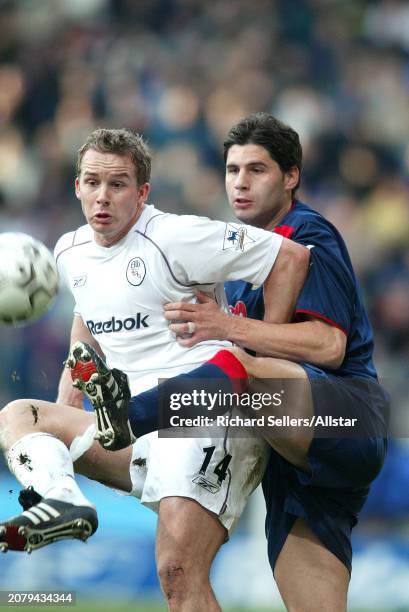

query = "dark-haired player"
[164, 113, 389, 611]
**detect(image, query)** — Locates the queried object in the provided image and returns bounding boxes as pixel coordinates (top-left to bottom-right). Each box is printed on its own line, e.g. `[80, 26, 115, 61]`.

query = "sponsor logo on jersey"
[126, 257, 146, 286]
[223, 223, 255, 252]
[72, 275, 87, 288]
[86, 314, 150, 334]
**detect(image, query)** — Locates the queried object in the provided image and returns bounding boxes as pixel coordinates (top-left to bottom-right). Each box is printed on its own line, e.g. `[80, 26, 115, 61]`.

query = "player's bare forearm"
[228, 317, 346, 369]
[165, 294, 346, 369]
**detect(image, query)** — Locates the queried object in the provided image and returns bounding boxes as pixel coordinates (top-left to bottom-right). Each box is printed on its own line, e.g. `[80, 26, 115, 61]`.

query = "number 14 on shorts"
[192, 446, 232, 494]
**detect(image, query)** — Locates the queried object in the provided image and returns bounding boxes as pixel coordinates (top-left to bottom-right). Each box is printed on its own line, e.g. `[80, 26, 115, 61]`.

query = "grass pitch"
[8, 603, 394, 612]
[9, 601, 278, 612]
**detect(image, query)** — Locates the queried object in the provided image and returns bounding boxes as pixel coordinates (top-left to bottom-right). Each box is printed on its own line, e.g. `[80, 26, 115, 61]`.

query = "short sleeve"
[159, 215, 283, 287]
[292, 221, 354, 334]
[54, 233, 78, 314]
[54, 234, 72, 291]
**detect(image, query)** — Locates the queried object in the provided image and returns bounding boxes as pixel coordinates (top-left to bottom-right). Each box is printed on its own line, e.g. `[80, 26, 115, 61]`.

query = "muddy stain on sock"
[132, 457, 146, 467]
[18, 453, 33, 471]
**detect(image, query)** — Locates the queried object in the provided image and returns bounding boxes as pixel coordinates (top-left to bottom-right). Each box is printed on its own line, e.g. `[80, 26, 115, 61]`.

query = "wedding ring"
[187, 321, 196, 334]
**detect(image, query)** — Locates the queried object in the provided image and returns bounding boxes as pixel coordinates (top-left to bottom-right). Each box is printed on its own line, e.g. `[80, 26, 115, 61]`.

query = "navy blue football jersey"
[225, 200, 377, 379]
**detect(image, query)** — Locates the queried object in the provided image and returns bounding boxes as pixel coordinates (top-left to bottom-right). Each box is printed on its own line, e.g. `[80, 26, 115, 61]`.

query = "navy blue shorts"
[262, 368, 389, 573]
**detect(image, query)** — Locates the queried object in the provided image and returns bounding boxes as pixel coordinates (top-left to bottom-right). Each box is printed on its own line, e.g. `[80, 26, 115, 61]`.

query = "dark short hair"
[76, 128, 151, 185]
[223, 113, 302, 194]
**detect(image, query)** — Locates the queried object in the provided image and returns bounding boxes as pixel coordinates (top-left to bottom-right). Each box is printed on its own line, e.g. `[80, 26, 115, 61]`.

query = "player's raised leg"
[228, 348, 314, 471]
[67, 341, 251, 449]
[0, 398, 132, 552]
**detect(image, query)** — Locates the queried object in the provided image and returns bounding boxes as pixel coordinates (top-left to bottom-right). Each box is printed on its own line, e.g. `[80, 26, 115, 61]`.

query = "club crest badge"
[126, 257, 146, 286]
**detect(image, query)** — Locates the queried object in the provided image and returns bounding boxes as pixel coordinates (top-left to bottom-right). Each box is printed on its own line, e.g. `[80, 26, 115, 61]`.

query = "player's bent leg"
[225, 350, 314, 471]
[274, 517, 349, 612]
[67, 342, 249, 447]
[0, 398, 92, 451]
[156, 496, 226, 612]
[0, 399, 133, 552]
[0, 398, 133, 491]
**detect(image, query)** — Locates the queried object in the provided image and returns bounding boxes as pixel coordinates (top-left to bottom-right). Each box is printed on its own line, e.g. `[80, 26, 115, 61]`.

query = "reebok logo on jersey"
[73, 275, 87, 288]
[86, 314, 150, 335]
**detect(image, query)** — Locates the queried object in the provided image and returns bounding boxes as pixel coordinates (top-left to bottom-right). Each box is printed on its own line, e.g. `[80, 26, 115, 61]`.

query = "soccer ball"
[0, 232, 58, 325]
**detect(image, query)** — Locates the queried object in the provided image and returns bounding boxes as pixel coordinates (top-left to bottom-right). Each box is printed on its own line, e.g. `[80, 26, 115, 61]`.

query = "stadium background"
[0, 0, 408, 610]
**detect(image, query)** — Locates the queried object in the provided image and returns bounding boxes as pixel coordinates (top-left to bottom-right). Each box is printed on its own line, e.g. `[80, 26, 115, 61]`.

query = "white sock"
[7, 432, 94, 508]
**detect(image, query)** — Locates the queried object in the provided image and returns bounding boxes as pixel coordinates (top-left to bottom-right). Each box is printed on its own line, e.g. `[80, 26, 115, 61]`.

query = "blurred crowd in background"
[0, 0, 408, 509]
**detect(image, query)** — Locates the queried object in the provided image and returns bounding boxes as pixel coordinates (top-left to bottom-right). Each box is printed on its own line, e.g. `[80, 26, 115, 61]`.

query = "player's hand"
[164, 289, 232, 347]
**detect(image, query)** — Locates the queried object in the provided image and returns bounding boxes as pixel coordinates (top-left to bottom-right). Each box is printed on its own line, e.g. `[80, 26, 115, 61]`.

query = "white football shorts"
[127, 427, 269, 533]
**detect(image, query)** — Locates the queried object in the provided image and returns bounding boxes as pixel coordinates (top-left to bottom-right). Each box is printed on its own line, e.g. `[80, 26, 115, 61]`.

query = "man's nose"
[96, 184, 110, 204]
[234, 169, 249, 190]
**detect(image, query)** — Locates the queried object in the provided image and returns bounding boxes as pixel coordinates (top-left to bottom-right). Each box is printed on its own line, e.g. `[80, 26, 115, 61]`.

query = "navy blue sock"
[128, 350, 248, 436]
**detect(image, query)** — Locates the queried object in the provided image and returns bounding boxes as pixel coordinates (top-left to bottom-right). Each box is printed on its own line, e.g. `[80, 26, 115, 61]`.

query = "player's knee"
[0, 400, 33, 449]
[157, 557, 188, 604]
[157, 548, 210, 591]
[1, 399, 29, 422]
[1, 399, 45, 429]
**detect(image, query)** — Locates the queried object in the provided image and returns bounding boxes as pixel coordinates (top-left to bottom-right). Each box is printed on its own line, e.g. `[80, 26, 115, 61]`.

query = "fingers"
[168, 325, 199, 348]
[163, 301, 198, 312]
[163, 290, 215, 314]
[168, 320, 200, 347]
[193, 288, 214, 303]
[163, 303, 198, 323]
[168, 321, 196, 335]
[164, 310, 196, 323]
[176, 336, 196, 348]
[186, 321, 196, 334]
[163, 292, 218, 348]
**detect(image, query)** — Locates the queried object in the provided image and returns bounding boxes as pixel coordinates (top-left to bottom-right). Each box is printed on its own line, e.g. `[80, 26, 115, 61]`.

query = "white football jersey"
[55, 204, 282, 394]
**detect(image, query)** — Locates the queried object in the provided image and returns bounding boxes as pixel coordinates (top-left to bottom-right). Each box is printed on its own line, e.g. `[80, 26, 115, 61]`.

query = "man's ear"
[284, 166, 299, 192]
[138, 182, 151, 202]
[75, 177, 81, 200]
